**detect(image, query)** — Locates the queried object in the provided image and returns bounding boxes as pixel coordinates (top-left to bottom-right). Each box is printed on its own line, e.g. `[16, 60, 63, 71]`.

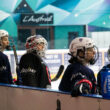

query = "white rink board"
[0, 84, 110, 110]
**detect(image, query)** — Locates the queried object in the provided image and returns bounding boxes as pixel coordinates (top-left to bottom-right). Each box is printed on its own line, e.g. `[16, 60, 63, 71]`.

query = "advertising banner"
[44, 53, 62, 74]
[4, 49, 109, 77]
[104, 52, 110, 65]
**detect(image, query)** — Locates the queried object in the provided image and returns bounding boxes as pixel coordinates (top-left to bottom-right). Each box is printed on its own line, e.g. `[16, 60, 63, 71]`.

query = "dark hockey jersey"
[0, 51, 13, 84]
[97, 64, 110, 95]
[19, 52, 51, 88]
[59, 62, 96, 93]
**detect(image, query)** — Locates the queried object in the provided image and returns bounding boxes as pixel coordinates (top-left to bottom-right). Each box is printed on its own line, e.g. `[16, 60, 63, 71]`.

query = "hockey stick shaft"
[51, 65, 64, 81]
[12, 45, 19, 66]
[9, 37, 19, 66]
[11, 44, 22, 84]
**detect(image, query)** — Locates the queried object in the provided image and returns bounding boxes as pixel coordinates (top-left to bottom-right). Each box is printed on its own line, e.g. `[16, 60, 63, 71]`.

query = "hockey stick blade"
[51, 65, 64, 81]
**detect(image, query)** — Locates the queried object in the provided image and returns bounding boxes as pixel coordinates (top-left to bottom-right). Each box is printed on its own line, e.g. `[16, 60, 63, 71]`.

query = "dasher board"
[0, 83, 109, 110]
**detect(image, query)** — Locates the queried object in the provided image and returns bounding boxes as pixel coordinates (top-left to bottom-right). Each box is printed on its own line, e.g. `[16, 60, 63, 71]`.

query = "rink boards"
[0, 83, 110, 110]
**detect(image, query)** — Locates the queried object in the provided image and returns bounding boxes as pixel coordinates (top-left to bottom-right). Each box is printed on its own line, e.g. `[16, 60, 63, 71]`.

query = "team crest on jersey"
[20, 68, 36, 73]
[70, 72, 87, 81]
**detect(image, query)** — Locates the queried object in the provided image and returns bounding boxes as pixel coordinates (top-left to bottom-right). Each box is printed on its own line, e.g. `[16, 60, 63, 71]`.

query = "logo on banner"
[21, 13, 53, 25]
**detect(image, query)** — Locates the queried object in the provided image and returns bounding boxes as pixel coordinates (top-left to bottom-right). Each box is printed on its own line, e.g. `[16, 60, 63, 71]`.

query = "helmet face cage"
[87, 45, 99, 65]
[35, 35, 48, 51]
[25, 35, 47, 57]
[69, 37, 99, 65]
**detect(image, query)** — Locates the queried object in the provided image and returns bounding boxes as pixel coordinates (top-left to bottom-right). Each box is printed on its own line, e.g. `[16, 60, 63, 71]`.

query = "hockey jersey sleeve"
[0, 52, 13, 84]
[59, 65, 73, 92]
[39, 63, 51, 88]
[6, 56, 13, 84]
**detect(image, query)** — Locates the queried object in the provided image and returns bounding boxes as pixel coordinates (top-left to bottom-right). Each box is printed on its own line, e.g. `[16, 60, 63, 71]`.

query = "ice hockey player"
[19, 35, 51, 88]
[97, 46, 110, 95]
[59, 37, 99, 97]
[0, 29, 13, 84]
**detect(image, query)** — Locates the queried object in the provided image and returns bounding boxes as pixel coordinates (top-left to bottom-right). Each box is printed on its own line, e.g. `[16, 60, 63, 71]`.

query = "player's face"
[85, 47, 96, 62]
[36, 42, 44, 51]
[1, 36, 9, 49]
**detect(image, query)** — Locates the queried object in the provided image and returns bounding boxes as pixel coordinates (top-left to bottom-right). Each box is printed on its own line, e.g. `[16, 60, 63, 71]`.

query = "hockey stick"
[51, 65, 64, 81]
[9, 37, 22, 84]
[9, 37, 19, 66]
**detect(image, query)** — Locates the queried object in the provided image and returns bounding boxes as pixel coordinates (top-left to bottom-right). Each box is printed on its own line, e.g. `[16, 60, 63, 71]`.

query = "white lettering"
[22, 15, 53, 23]
[22, 16, 29, 22]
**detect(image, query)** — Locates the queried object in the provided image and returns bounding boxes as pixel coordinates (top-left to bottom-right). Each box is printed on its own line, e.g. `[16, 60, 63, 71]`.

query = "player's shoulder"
[68, 62, 82, 68]
[22, 52, 35, 57]
[0, 51, 8, 59]
[66, 63, 79, 71]
[21, 52, 39, 58]
[0, 51, 5, 56]
[20, 52, 43, 63]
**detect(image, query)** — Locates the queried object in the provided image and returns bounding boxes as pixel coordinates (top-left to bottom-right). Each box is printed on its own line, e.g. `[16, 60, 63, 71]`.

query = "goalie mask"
[69, 37, 99, 65]
[25, 35, 48, 57]
[0, 29, 10, 51]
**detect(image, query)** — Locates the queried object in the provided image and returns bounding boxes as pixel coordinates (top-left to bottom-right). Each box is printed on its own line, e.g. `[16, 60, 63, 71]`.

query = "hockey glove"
[71, 79, 92, 97]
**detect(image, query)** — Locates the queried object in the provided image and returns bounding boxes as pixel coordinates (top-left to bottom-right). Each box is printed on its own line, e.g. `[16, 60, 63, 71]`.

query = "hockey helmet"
[0, 30, 9, 39]
[25, 35, 47, 57]
[0, 29, 10, 51]
[69, 37, 98, 64]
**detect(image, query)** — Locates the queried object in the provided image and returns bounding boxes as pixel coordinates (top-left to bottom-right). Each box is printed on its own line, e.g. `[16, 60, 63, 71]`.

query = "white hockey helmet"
[25, 35, 48, 57]
[0, 29, 10, 51]
[69, 37, 98, 64]
[69, 37, 94, 56]
[0, 29, 9, 39]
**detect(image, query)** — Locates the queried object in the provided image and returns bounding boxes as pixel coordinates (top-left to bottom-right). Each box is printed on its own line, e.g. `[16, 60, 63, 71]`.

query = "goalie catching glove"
[71, 79, 92, 97]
